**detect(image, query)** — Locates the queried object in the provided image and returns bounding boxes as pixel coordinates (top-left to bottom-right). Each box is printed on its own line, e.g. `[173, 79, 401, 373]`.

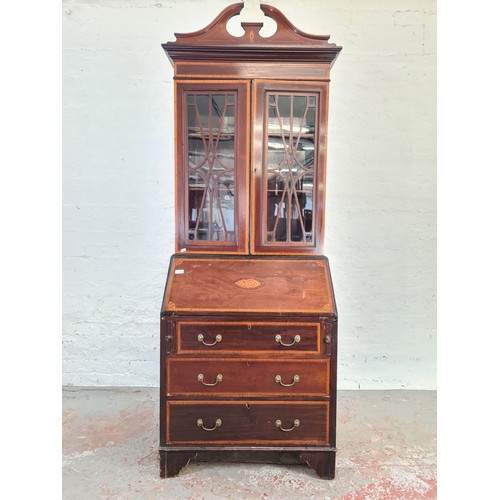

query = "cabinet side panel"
[159, 317, 171, 446]
[329, 318, 338, 448]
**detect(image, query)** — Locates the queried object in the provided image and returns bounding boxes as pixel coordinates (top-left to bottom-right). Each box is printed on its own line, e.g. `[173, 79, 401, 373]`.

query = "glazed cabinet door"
[251, 81, 329, 255]
[175, 81, 250, 254]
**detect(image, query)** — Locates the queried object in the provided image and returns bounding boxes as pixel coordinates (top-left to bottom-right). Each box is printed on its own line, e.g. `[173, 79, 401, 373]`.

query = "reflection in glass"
[266, 92, 317, 244]
[186, 93, 236, 242]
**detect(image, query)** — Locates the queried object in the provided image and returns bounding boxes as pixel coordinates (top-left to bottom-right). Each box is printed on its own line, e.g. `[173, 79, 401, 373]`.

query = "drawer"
[167, 358, 329, 397]
[166, 401, 329, 445]
[176, 321, 321, 354]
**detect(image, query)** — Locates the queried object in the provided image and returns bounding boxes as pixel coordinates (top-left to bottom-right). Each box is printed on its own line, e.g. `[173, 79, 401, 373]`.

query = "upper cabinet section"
[163, 2, 341, 255]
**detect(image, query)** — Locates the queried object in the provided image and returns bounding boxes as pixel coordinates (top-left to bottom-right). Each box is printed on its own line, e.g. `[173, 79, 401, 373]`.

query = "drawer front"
[167, 358, 329, 397]
[166, 401, 329, 445]
[177, 321, 321, 354]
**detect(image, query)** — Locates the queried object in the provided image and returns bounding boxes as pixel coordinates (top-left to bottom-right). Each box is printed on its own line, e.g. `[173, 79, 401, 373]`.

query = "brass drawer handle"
[275, 334, 301, 347]
[197, 373, 223, 386]
[197, 333, 222, 346]
[275, 419, 300, 432]
[197, 418, 222, 431]
[275, 374, 300, 387]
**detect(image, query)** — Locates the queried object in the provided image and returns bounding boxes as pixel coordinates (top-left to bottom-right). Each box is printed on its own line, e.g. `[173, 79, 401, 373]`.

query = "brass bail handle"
[275, 419, 300, 432]
[198, 333, 222, 346]
[275, 374, 300, 387]
[197, 418, 222, 431]
[275, 334, 301, 347]
[197, 373, 223, 386]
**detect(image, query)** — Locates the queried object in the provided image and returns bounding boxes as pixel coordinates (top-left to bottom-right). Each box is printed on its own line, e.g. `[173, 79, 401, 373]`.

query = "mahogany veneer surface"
[166, 401, 329, 445]
[167, 358, 330, 397]
[177, 321, 321, 354]
[163, 256, 336, 316]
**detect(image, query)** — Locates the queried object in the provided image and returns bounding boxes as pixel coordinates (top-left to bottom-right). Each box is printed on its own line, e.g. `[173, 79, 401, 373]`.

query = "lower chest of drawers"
[160, 316, 337, 478]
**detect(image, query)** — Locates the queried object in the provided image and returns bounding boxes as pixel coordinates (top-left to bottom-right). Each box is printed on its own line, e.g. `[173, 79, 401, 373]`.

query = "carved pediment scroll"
[163, 2, 342, 65]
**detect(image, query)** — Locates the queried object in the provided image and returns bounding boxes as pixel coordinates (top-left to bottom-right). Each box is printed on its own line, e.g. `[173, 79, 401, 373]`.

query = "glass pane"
[211, 95, 225, 133]
[185, 92, 237, 243]
[267, 105, 279, 134]
[305, 108, 316, 134]
[293, 96, 307, 132]
[187, 137, 206, 169]
[277, 95, 291, 127]
[214, 138, 234, 168]
[265, 92, 317, 245]
[195, 95, 209, 132]
[223, 104, 235, 134]
[187, 105, 197, 133]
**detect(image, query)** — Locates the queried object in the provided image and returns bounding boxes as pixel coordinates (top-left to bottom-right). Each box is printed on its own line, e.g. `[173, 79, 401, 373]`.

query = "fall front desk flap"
[162, 256, 336, 316]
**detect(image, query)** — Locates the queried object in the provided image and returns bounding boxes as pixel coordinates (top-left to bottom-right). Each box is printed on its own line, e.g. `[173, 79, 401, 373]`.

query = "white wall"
[63, 0, 436, 389]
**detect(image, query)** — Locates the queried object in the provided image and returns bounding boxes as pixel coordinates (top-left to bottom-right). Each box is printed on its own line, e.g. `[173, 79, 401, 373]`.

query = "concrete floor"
[62, 388, 436, 499]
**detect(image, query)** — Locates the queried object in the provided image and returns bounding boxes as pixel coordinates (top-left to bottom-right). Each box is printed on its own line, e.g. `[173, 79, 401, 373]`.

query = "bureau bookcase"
[160, 2, 341, 479]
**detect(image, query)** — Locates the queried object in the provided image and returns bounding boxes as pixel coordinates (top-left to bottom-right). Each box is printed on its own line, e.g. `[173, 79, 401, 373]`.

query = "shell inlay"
[234, 278, 264, 290]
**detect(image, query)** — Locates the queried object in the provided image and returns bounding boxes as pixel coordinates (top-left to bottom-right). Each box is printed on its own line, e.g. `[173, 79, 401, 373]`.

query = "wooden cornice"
[162, 2, 342, 66]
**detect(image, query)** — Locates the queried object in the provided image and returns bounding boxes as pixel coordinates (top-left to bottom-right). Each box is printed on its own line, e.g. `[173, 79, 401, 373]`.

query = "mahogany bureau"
[159, 3, 342, 479]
